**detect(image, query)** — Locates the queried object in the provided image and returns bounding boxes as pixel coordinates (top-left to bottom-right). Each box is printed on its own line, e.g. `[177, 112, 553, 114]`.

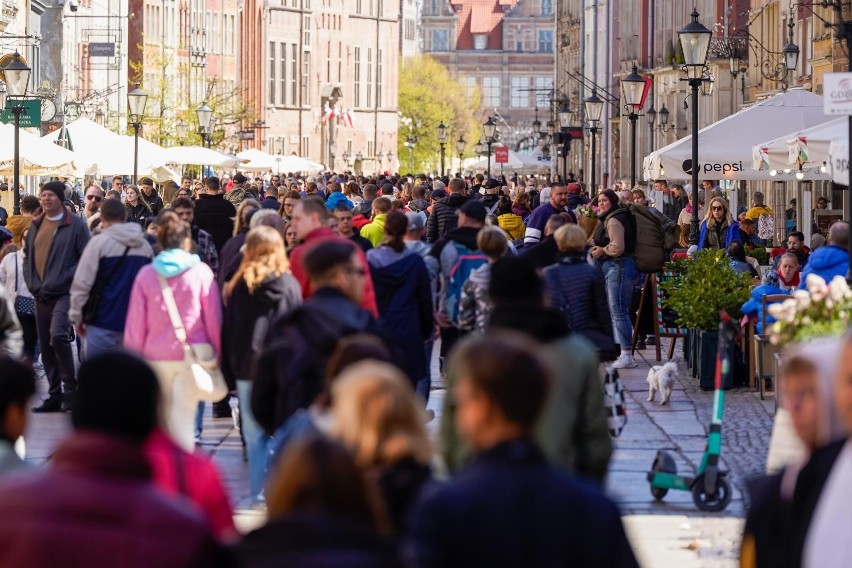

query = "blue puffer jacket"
[741, 284, 787, 334]
[799, 245, 849, 289]
[698, 219, 740, 251]
[541, 252, 613, 343]
[325, 191, 354, 211]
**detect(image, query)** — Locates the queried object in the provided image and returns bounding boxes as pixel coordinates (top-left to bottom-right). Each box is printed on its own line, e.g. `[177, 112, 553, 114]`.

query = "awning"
[644, 89, 835, 182]
[750, 117, 843, 180]
[0, 123, 80, 176]
[162, 145, 246, 167]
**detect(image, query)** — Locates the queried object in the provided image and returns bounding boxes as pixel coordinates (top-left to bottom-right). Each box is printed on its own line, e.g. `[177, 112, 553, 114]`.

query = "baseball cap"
[459, 200, 487, 222]
[431, 189, 448, 200]
[405, 211, 426, 231]
[483, 178, 500, 190]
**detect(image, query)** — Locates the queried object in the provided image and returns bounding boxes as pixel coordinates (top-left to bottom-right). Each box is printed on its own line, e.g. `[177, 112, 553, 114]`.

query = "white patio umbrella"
[0, 123, 80, 176]
[236, 148, 277, 171]
[162, 145, 245, 167]
[644, 89, 834, 182]
[750, 117, 843, 179]
[829, 140, 850, 186]
[468, 150, 524, 173]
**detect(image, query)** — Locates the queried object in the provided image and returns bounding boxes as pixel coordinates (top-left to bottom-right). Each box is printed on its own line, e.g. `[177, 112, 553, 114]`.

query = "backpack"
[444, 242, 487, 326]
[625, 204, 679, 274]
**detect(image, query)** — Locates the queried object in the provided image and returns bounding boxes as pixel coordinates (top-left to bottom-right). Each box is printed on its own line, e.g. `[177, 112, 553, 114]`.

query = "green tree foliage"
[397, 56, 482, 174]
[661, 249, 751, 331]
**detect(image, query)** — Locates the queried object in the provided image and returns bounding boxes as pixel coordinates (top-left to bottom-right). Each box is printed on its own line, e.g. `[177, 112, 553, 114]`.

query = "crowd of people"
[0, 167, 847, 566]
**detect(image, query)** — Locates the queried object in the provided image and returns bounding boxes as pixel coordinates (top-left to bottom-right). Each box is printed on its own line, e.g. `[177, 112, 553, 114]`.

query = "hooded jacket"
[125, 201, 153, 226]
[23, 207, 90, 301]
[359, 214, 387, 247]
[221, 273, 302, 385]
[69, 222, 154, 330]
[458, 262, 493, 334]
[325, 192, 354, 211]
[367, 247, 433, 383]
[407, 198, 429, 213]
[497, 213, 525, 241]
[140, 187, 164, 216]
[193, 193, 237, 252]
[799, 245, 849, 289]
[426, 193, 468, 243]
[426, 226, 480, 316]
[5, 214, 32, 246]
[124, 249, 222, 362]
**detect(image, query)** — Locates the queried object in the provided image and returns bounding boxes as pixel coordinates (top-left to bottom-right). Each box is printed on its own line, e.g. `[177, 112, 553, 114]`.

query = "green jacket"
[359, 214, 387, 247]
[441, 334, 612, 483]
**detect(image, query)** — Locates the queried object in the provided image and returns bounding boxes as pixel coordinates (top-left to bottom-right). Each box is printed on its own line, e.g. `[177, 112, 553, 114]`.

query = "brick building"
[420, 0, 555, 151]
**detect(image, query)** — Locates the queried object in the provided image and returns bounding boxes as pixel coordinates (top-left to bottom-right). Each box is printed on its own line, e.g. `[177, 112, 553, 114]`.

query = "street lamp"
[175, 119, 189, 141]
[455, 136, 465, 175]
[483, 116, 497, 176]
[678, 8, 712, 246]
[557, 103, 572, 179]
[356, 151, 363, 173]
[5, 52, 31, 215]
[330, 150, 336, 171]
[196, 102, 213, 148]
[342, 150, 350, 169]
[437, 121, 448, 176]
[621, 64, 646, 189]
[584, 90, 604, 197]
[127, 84, 148, 186]
[95, 107, 106, 127]
[386, 151, 394, 171]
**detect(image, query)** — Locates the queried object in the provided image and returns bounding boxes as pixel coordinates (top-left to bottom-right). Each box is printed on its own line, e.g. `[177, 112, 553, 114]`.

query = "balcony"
[0, 0, 19, 32]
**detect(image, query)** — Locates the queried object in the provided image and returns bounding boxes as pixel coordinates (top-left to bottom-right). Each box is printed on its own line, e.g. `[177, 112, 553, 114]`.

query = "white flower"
[828, 276, 851, 302]
[806, 273, 828, 295]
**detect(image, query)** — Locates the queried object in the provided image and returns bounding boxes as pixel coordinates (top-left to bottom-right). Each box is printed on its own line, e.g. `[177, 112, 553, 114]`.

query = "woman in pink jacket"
[125, 210, 222, 450]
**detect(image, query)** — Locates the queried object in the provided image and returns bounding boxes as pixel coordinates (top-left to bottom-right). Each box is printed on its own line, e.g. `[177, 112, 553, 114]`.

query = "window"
[291, 44, 298, 103]
[302, 50, 310, 101]
[304, 16, 311, 45]
[367, 140, 374, 157]
[347, 140, 353, 155]
[338, 42, 342, 81]
[511, 77, 529, 107]
[483, 76, 501, 107]
[366, 48, 373, 107]
[473, 34, 487, 50]
[269, 41, 276, 104]
[280, 43, 287, 104]
[357, 0, 362, 13]
[212, 13, 218, 52]
[431, 29, 448, 51]
[538, 30, 553, 52]
[541, 0, 552, 15]
[301, 136, 310, 156]
[465, 77, 477, 96]
[535, 76, 552, 108]
[354, 47, 361, 107]
[377, 49, 383, 107]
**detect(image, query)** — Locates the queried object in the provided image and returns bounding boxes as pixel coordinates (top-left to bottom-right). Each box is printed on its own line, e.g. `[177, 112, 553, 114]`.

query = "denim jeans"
[82, 326, 124, 361]
[237, 380, 269, 502]
[600, 257, 639, 349]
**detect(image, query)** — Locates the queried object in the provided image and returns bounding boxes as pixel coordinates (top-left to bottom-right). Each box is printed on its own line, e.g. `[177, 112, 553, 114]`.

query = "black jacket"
[221, 274, 302, 389]
[125, 202, 153, 226]
[193, 194, 236, 252]
[260, 196, 280, 210]
[234, 515, 402, 568]
[140, 188, 164, 216]
[23, 208, 90, 301]
[410, 439, 638, 568]
[542, 253, 617, 359]
[218, 230, 248, 289]
[349, 231, 373, 253]
[426, 194, 468, 243]
[251, 287, 385, 435]
[520, 235, 559, 269]
[377, 458, 432, 535]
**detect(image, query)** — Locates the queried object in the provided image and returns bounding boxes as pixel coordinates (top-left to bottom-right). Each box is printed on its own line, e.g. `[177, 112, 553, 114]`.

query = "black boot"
[61, 392, 77, 413]
[32, 398, 62, 413]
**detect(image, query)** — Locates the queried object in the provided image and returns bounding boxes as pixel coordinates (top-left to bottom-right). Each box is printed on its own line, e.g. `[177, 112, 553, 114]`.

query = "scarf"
[777, 267, 800, 288]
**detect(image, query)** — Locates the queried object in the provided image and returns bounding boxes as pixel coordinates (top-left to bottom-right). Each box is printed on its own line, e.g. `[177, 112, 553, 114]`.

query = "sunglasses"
[711, 205, 724, 211]
[86, 195, 103, 202]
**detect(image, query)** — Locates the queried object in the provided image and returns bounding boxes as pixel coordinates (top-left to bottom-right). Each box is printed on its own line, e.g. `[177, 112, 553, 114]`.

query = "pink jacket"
[124, 263, 222, 361]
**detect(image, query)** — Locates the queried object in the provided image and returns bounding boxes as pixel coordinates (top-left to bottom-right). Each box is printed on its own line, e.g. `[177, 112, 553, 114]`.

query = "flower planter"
[697, 330, 735, 391]
[685, 329, 699, 377]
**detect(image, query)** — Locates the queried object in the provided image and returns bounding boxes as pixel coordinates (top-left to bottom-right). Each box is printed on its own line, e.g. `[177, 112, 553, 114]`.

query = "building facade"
[420, 0, 555, 152]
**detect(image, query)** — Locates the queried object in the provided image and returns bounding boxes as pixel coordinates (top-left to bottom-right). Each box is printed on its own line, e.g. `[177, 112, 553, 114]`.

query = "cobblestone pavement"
[22, 336, 777, 566]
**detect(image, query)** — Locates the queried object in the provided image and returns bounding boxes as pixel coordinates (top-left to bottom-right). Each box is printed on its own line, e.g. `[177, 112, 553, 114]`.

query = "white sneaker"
[612, 353, 638, 369]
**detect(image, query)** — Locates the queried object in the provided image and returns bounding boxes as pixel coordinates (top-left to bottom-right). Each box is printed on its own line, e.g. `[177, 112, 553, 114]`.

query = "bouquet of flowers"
[767, 274, 852, 346]
[576, 204, 599, 239]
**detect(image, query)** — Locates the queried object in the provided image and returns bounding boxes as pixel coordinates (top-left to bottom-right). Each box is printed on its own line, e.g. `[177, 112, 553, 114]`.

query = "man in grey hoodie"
[69, 199, 154, 360]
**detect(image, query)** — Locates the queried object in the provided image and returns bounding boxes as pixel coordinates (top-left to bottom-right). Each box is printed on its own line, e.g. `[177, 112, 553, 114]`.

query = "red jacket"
[143, 429, 236, 542]
[289, 226, 379, 316]
[0, 432, 224, 568]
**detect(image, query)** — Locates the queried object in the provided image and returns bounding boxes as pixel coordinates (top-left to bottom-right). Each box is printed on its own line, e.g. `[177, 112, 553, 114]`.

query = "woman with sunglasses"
[699, 196, 739, 251]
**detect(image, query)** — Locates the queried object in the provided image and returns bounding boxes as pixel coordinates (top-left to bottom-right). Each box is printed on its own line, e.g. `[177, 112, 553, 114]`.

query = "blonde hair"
[224, 226, 290, 300]
[553, 223, 587, 253]
[703, 196, 733, 226]
[477, 225, 508, 261]
[233, 199, 260, 236]
[331, 361, 432, 467]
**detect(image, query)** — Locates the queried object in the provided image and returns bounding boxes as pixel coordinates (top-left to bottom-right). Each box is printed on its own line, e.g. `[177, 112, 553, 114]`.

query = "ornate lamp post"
[437, 121, 448, 176]
[127, 84, 148, 185]
[455, 136, 465, 175]
[621, 64, 646, 189]
[584, 90, 604, 197]
[196, 102, 213, 148]
[342, 150, 350, 169]
[678, 9, 712, 246]
[175, 119, 189, 142]
[4, 52, 31, 215]
[483, 116, 497, 177]
[557, 102, 572, 179]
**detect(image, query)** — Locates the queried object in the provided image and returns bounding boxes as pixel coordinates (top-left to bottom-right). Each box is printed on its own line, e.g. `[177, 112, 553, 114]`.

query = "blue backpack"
[445, 242, 487, 325]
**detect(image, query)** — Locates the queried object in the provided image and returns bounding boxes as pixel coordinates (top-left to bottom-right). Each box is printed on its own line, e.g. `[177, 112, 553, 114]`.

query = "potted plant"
[661, 249, 751, 387]
[768, 274, 852, 345]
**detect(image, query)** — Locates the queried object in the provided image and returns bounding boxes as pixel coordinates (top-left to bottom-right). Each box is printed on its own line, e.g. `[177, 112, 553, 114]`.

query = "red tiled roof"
[456, 0, 517, 48]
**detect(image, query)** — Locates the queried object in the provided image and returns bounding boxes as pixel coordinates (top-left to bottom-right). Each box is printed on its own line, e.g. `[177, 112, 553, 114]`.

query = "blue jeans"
[237, 380, 269, 502]
[600, 257, 639, 349]
[82, 326, 124, 361]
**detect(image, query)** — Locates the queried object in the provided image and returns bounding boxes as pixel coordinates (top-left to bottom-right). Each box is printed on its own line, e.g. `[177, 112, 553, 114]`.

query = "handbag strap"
[157, 274, 191, 351]
[13, 252, 19, 294]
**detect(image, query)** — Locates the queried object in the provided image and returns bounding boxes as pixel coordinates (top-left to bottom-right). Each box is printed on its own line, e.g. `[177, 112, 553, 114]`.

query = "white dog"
[646, 361, 679, 405]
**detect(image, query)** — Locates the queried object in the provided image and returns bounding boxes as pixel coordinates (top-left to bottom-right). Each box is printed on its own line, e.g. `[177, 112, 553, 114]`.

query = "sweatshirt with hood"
[124, 248, 222, 362]
[70, 222, 154, 330]
[799, 244, 849, 289]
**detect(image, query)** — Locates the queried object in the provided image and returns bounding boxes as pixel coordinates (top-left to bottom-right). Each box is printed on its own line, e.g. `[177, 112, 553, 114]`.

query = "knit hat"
[41, 181, 66, 202]
[567, 182, 582, 195]
[459, 200, 487, 222]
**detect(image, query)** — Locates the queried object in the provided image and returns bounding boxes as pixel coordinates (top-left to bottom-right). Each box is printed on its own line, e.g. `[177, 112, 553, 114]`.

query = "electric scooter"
[646, 312, 736, 512]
